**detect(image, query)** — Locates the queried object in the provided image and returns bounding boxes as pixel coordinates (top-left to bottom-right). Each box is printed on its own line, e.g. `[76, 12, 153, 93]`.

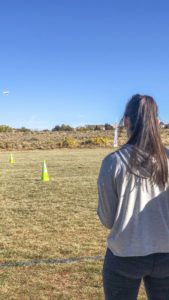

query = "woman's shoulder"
[99, 150, 123, 179]
[102, 149, 122, 164]
[101, 147, 126, 173]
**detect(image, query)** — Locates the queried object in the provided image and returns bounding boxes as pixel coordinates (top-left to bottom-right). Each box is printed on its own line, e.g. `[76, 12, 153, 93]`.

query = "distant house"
[85, 125, 96, 130]
[159, 122, 169, 129]
[160, 122, 165, 128]
[96, 125, 105, 130]
[164, 123, 169, 129]
[77, 123, 125, 131]
[85, 125, 105, 130]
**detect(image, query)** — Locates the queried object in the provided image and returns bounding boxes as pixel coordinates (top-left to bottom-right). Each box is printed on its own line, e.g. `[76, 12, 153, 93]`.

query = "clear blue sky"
[1, 0, 169, 129]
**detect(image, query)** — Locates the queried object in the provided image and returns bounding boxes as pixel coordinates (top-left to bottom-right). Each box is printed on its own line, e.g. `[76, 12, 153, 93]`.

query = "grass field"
[0, 149, 147, 299]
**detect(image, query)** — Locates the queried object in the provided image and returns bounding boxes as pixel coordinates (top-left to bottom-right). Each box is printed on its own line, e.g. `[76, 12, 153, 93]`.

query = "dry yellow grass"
[0, 127, 168, 150]
[0, 149, 156, 299]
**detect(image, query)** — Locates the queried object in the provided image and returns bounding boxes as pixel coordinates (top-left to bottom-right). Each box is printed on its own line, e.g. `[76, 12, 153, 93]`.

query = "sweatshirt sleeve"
[97, 155, 119, 229]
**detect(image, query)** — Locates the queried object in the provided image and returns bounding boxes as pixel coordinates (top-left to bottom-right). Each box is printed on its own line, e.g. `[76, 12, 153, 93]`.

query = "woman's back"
[97, 144, 169, 256]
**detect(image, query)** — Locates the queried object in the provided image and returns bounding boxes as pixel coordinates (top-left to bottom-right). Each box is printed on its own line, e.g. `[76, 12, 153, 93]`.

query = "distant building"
[164, 123, 169, 129]
[85, 125, 105, 130]
[160, 121, 165, 128]
[159, 122, 169, 129]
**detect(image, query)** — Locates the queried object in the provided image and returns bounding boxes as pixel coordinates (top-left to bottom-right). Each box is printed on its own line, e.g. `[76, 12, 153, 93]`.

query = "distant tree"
[52, 124, 74, 131]
[0, 125, 13, 132]
[19, 126, 31, 132]
[94, 125, 102, 130]
[105, 123, 113, 130]
[52, 125, 61, 131]
[60, 124, 74, 131]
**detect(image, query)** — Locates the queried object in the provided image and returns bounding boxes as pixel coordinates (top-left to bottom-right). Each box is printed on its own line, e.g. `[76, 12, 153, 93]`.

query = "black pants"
[103, 248, 169, 300]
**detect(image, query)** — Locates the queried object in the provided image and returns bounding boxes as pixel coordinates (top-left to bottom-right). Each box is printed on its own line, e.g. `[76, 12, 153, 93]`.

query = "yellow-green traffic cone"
[41, 160, 49, 182]
[9, 153, 14, 164]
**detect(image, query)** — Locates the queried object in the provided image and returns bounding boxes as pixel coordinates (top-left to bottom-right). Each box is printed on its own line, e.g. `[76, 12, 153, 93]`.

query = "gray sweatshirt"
[97, 144, 169, 257]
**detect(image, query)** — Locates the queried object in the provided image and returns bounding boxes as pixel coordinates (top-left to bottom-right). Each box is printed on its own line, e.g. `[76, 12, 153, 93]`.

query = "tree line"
[1, 122, 169, 133]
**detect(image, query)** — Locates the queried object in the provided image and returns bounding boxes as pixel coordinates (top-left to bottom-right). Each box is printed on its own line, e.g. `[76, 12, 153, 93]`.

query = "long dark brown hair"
[123, 94, 168, 187]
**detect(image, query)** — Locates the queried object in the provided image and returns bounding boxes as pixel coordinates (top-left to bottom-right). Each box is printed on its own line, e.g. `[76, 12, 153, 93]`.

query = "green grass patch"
[0, 149, 147, 299]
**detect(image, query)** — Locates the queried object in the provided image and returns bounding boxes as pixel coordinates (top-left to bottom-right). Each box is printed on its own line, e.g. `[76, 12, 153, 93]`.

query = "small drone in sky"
[2, 90, 9, 96]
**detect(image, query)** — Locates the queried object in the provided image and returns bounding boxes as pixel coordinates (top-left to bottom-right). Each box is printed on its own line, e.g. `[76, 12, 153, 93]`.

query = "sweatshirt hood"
[117, 144, 152, 178]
